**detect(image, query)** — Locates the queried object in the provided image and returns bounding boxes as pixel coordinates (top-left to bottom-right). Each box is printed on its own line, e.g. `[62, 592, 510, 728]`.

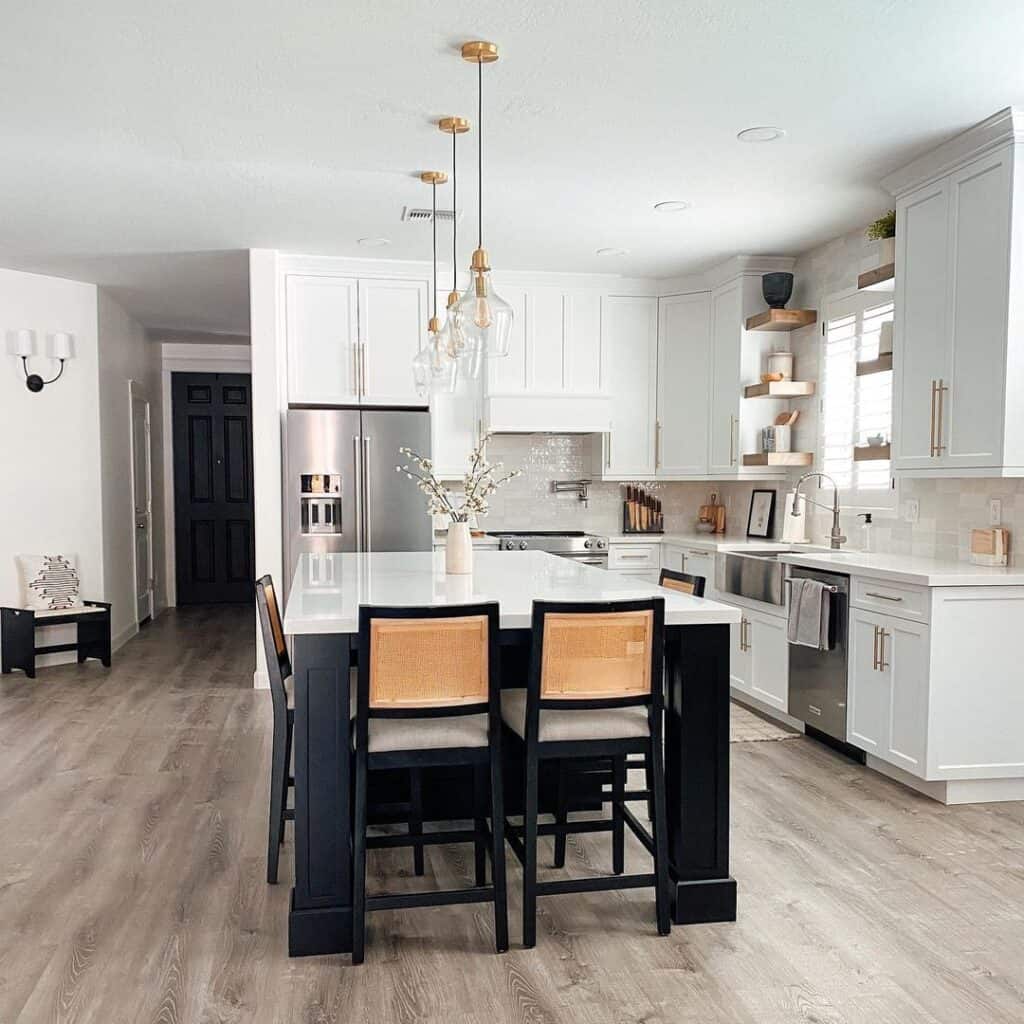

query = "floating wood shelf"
[742, 452, 814, 467]
[858, 263, 895, 291]
[744, 380, 817, 399]
[856, 353, 893, 376]
[745, 308, 818, 333]
[854, 444, 891, 462]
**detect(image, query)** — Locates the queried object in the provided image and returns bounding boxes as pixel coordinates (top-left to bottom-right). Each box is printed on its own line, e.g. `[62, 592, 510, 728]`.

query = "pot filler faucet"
[791, 471, 847, 550]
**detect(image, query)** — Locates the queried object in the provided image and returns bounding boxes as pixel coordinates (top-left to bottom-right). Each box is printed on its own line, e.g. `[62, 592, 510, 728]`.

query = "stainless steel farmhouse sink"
[717, 550, 790, 606]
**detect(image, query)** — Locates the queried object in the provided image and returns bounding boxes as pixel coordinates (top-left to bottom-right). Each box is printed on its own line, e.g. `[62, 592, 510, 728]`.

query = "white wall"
[97, 291, 165, 648]
[0, 267, 103, 665]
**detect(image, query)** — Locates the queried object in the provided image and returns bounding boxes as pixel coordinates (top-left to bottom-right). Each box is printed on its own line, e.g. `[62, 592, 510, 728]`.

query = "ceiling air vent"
[402, 206, 462, 224]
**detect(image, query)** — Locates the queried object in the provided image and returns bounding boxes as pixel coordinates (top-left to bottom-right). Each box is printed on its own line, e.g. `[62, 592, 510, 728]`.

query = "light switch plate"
[989, 498, 1002, 525]
[904, 498, 920, 524]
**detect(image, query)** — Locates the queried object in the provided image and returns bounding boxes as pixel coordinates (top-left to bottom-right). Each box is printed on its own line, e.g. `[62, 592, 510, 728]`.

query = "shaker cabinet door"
[749, 611, 789, 713]
[708, 282, 742, 474]
[286, 275, 360, 405]
[657, 292, 711, 477]
[359, 278, 430, 407]
[600, 295, 658, 477]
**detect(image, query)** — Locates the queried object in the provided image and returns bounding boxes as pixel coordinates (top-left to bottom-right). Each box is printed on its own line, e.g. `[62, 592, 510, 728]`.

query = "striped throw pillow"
[17, 554, 83, 611]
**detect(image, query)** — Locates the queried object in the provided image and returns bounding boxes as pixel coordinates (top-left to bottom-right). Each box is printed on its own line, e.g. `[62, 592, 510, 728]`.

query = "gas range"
[486, 530, 609, 566]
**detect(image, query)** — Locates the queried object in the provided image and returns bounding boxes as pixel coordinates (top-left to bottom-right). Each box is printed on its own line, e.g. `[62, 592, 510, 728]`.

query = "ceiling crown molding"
[702, 254, 797, 290]
[881, 106, 1024, 197]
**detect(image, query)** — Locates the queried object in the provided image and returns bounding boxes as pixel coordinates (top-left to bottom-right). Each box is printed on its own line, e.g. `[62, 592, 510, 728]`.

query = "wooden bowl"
[760, 372, 785, 383]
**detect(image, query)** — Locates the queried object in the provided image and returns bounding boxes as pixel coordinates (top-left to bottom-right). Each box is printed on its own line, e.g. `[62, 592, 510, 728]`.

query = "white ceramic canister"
[767, 351, 794, 380]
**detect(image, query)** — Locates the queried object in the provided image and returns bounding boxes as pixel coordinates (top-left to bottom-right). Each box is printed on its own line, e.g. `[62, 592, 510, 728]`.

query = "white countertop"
[779, 550, 1024, 587]
[283, 550, 741, 634]
[608, 532, 821, 553]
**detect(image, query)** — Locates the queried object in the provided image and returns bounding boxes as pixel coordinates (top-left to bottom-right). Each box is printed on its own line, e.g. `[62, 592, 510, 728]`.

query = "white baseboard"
[866, 756, 1024, 804]
[112, 623, 138, 654]
[253, 668, 270, 690]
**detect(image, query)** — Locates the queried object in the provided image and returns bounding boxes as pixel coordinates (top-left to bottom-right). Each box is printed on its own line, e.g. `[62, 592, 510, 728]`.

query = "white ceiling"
[2, 1, 1024, 335]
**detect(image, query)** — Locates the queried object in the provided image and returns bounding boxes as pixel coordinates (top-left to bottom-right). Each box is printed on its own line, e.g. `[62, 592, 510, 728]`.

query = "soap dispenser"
[857, 513, 874, 553]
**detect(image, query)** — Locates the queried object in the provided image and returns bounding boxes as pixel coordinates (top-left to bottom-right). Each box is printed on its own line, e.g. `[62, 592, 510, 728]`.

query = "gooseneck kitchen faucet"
[791, 472, 847, 550]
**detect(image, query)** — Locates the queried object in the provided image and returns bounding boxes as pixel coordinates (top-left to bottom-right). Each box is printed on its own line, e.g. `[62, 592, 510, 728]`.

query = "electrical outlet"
[989, 498, 1003, 526]
[904, 498, 920, 524]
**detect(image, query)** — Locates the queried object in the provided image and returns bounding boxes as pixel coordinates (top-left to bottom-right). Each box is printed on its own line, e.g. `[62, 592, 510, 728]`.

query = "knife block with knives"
[623, 484, 664, 534]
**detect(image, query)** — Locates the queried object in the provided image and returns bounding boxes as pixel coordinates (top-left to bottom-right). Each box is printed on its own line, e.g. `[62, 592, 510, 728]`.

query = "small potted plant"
[867, 210, 896, 266]
[397, 432, 521, 574]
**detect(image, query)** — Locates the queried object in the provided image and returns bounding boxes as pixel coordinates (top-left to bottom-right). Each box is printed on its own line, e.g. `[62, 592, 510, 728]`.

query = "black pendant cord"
[431, 181, 438, 322]
[477, 59, 483, 251]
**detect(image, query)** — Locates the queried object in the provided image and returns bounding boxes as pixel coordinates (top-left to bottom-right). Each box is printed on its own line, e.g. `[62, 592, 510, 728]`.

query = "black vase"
[762, 272, 794, 309]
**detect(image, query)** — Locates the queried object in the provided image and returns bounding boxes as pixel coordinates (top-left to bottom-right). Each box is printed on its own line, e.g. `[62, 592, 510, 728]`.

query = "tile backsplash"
[462, 434, 776, 538]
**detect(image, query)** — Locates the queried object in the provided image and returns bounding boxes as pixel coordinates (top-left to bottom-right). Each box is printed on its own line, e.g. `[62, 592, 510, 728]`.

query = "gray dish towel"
[787, 578, 831, 650]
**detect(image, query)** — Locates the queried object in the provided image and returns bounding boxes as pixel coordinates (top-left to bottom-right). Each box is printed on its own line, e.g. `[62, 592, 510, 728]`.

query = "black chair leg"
[266, 712, 288, 884]
[553, 760, 568, 868]
[612, 754, 626, 875]
[410, 768, 425, 876]
[473, 763, 487, 887]
[650, 721, 671, 936]
[522, 744, 539, 949]
[352, 748, 369, 964]
[643, 752, 655, 820]
[489, 740, 509, 953]
[280, 711, 293, 845]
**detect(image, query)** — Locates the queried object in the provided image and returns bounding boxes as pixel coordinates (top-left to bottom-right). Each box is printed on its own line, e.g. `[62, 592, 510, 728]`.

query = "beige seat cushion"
[501, 689, 650, 743]
[348, 668, 489, 752]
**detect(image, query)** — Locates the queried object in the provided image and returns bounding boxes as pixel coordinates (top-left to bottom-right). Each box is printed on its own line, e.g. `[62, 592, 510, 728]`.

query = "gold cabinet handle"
[740, 616, 750, 652]
[605, 430, 612, 469]
[934, 379, 947, 455]
[929, 380, 937, 456]
[729, 415, 738, 466]
[655, 419, 663, 469]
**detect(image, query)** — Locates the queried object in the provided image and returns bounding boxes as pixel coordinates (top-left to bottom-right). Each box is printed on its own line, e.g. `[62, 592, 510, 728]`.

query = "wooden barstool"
[502, 598, 670, 947]
[255, 575, 294, 885]
[658, 567, 706, 597]
[351, 603, 509, 965]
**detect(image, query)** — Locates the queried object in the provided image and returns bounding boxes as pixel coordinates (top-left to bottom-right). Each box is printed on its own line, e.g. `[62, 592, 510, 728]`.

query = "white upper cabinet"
[286, 275, 360, 405]
[657, 292, 710, 477]
[285, 271, 428, 408]
[892, 180, 950, 469]
[483, 284, 609, 432]
[597, 295, 658, 478]
[359, 278, 429, 407]
[886, 110, 1024, 477]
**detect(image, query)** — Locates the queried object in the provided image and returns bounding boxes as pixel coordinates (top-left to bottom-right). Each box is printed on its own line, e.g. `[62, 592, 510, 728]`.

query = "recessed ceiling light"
[737, 126, 786, 143]
[357, 236, 392, 248]
[654, 201, 690, 212]
[596, 247, 629, 257]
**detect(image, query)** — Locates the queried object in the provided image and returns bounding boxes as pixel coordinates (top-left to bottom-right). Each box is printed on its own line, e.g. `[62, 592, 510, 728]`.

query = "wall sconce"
[9, 329, 74, 392]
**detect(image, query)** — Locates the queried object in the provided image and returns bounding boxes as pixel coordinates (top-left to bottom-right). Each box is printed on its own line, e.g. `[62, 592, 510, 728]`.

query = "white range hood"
[485, 393, 612, 434]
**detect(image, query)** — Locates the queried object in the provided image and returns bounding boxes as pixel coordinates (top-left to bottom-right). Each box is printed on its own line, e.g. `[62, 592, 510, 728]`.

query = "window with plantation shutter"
[820, 292, 896, 510]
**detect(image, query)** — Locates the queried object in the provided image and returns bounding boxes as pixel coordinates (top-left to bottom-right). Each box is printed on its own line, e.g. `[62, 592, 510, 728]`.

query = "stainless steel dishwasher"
[787, 565, 850, 744]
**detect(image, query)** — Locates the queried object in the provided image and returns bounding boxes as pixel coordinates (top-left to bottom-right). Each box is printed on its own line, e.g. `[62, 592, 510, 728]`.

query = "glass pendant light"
[412, 170, 457, 397]
[436, 115, 482, 379]
[454, 41, 513, 359]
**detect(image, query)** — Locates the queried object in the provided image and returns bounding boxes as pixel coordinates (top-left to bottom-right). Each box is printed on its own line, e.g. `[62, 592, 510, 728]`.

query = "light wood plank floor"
[2, 605, 1023, 1023]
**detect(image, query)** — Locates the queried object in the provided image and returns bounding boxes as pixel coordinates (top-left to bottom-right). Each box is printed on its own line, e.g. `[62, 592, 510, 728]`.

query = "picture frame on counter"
[746, 489, 776, 538]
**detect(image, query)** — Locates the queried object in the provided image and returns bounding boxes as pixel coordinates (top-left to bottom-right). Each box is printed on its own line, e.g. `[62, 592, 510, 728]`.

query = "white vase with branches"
[396, 433, 521, 574]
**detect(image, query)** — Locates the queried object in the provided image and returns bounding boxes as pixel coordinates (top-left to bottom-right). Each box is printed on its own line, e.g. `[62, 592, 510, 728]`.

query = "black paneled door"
[172, 372, 255, 604]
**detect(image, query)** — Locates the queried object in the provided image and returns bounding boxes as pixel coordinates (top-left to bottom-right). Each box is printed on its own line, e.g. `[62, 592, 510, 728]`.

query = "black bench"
[1, 602, 112, 679]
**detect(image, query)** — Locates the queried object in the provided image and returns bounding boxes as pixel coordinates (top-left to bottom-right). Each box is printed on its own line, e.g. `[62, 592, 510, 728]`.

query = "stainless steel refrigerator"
[284, 408, 432, 592]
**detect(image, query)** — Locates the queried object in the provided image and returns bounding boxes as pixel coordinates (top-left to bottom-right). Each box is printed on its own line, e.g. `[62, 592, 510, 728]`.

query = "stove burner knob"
[501, 539, 511, 551]
[596, 538, 607, 549]
[519, 540, 528, 550]
[584, 538, 594, 549]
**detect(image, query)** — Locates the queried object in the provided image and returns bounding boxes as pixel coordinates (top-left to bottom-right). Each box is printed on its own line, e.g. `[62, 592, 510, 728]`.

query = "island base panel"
[288, 895, 353, 956]
[671, 877, 737, 925]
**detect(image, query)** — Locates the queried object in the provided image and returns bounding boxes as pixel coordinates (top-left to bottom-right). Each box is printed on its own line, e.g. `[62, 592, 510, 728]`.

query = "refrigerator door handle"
[353, 434, 363, 551]
[362, 435, 372, 552]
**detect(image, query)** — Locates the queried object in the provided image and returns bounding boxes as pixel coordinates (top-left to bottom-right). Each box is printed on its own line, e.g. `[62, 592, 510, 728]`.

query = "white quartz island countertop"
[283, 550, 742, 635]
